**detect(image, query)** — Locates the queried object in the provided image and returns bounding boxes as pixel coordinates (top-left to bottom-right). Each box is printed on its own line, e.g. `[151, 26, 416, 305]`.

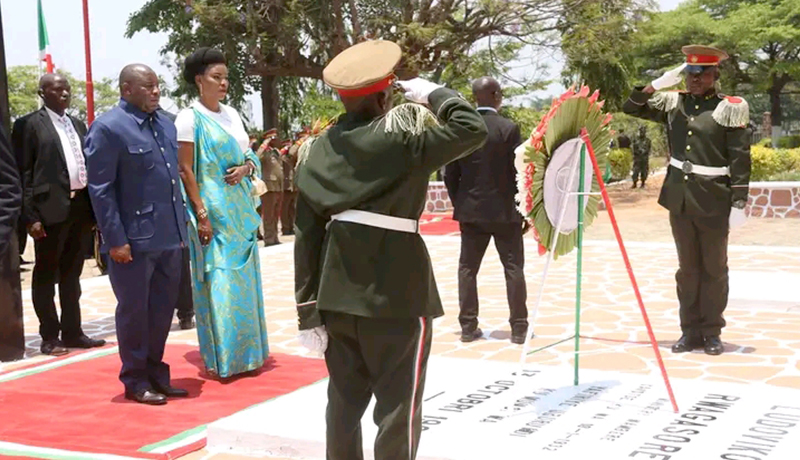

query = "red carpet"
[419, 212, 459, 235]
[0, 345, 328, 459]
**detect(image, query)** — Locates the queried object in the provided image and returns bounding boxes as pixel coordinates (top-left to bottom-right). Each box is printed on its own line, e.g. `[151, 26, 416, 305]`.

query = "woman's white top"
[174, 101, 250, 153]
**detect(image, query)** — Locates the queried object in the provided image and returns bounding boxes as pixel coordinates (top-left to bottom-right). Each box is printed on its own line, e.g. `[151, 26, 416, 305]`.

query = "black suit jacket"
[444, 109, 522, 223]
[11, 113, 33, 178]
[22, 108, 89, 226]
[0, 114, 21, 262]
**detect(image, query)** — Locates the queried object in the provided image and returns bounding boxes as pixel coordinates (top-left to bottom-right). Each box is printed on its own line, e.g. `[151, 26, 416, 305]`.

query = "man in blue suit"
[85, 64, 189, 405]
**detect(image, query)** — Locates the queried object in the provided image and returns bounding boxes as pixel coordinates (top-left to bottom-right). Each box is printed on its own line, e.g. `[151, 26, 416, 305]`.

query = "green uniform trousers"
[321, 311, 433, 460]
[669, 212, 729, 337]
[631, 156, 649, 185]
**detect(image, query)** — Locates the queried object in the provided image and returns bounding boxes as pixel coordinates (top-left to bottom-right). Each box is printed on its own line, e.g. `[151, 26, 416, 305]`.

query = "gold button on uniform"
[686, 145, 691, 151]
[695, 105, 699, 110]
[684, 175, 689, 180]
[688, 131, 693, 136]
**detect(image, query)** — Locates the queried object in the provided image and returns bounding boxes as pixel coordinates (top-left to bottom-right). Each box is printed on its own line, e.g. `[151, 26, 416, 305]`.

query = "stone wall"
[747, 182, 800, 218]
[426, 182, 453, 212]
[426, 181, 800, 218]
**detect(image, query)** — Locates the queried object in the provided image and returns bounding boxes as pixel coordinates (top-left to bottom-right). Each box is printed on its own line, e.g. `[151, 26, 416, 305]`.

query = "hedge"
[607, 148, 633, 181]
[750, 146, 800, 181]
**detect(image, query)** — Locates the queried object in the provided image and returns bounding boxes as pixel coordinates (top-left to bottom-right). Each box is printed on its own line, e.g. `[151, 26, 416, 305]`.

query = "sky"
[1, 0, 684, 127]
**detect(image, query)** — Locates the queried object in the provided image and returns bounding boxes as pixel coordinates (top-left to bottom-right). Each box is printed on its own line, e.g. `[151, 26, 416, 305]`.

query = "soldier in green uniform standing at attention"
[631, 125, 652, 189]
[293, 40, 487, 459]
[623, 45, 751, 356]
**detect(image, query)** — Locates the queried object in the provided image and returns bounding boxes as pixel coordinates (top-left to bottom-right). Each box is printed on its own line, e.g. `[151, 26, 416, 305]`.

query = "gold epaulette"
[380, 103, 441, 135]
[713, 95, 750, 128]
[647, 91, 681, 112]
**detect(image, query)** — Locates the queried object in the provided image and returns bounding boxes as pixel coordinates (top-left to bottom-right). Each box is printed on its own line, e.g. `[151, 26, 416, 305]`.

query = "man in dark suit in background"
[445, 76, 529, 345]
[157, 105, 194, 330]
[0, 112, 24, 362]
[23, 74, 105, 356]
[11, 113, 34, 266]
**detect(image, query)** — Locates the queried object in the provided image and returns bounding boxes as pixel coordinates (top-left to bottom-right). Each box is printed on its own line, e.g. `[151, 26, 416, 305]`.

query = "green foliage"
[750, 145, 800, 181]
[766, 170, 800, 181]
[559, 0, 653, 112]
[777, 135, 800, 149]
[127, 0, 568, 130]
[607, 148, 633, 180]
[7, 65, 118, 124]
[758, 137, 773, 147]
[502, 105, 546, 140]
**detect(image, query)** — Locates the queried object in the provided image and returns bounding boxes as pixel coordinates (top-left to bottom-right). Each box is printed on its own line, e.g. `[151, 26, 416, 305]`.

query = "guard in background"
[258, 129, 283, 246]
[631, 125, 652, 189]
[444, 76, 528, 345]
[623, 45, 751, 356]
[280, 138, 299, 236]
[294, 40, 487, 459]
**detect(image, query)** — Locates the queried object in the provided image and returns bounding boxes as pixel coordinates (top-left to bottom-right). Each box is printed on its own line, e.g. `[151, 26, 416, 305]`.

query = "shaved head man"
[84, 63, 188, 405]
[119, 64, 161, 114]
[444, 76, 529, 344]
[472, 77, 503, 111]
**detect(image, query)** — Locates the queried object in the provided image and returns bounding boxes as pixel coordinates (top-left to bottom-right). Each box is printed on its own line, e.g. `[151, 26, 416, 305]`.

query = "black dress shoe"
[125, 389, 167, 405]
[671, 335, 703, 353]
[41, 340, 69, 356]
[152, 384, 189, 398]
[179, 317, 195, 330]
[63, 336, 106, 349]
[460, 328, 483, 343]
[704, 336, 724, 356]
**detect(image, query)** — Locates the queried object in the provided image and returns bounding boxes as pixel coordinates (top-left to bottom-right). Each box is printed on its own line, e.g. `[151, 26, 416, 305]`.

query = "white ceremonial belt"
[329, 210, 419, 234]
[669, 158, 729, 177]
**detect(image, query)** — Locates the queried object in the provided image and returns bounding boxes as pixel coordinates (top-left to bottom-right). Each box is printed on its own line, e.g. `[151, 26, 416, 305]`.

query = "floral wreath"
[515, 86, 613, 258]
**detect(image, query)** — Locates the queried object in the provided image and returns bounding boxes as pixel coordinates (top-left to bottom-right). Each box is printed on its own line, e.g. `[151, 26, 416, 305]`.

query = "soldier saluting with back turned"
[293, 40, 487, 459]
[623, 45, 751, 356]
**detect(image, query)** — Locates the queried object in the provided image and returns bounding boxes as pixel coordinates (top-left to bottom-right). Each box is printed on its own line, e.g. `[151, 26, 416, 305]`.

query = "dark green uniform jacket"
[623, 88, 751, 217]
[295, 88, 488, 329]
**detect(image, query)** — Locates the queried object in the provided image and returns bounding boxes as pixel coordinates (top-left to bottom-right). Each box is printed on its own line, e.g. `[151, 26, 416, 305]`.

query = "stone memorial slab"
[207, 356, 800, 459]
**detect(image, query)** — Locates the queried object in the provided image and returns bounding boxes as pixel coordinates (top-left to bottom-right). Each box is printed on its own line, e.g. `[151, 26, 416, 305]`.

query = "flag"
[38, 0, 54, 73]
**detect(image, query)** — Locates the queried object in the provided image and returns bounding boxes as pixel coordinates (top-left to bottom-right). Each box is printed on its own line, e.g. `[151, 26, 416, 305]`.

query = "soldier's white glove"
[298, 326, 328, 356]
[396, 78, 443, 105]
[651, 64, 687, 91]
[729, 207, 747, 229]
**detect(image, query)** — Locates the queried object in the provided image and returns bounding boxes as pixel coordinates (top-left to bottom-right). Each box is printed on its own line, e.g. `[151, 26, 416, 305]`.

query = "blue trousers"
[107, 248, 182, 393]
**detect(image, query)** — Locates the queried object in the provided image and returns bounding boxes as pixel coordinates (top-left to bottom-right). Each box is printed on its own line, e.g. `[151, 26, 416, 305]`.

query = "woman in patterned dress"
[175, 48, 269, 378]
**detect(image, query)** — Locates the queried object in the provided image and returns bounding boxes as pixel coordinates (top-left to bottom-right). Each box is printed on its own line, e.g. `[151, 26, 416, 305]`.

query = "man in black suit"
[444, 76, 529, 345]
[22, 74, 105, 355]
[0, 112, 25, 362]
[156, 106, 195, 330]
[11, 113, 34, 266]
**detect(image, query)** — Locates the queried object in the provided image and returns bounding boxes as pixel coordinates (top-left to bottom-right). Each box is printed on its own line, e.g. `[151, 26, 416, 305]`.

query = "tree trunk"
[261, 75, 280, 131]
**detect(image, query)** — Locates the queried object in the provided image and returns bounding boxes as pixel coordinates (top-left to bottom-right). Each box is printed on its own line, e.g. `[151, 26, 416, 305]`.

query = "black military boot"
[671, 334, 703, 353]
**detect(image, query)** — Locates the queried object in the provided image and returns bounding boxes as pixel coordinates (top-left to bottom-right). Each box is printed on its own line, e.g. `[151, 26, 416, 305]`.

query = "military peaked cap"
[323, 40, 402, 97]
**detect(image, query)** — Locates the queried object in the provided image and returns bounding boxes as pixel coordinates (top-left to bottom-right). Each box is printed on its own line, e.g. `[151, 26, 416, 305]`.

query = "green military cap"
[323, 40, 402, 97]
[681, 45, 729, 75]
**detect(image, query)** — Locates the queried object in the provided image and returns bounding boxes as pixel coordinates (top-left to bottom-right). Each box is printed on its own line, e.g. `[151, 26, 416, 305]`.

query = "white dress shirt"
[46, 107, 87, 190]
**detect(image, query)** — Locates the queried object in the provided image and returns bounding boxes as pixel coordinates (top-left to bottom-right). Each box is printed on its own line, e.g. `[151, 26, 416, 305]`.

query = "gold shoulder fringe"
[380, 103, 441, 135]
[713, 97, 750, 128]
[297, 135, 318, 166]
[648, 91, 680, 112]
